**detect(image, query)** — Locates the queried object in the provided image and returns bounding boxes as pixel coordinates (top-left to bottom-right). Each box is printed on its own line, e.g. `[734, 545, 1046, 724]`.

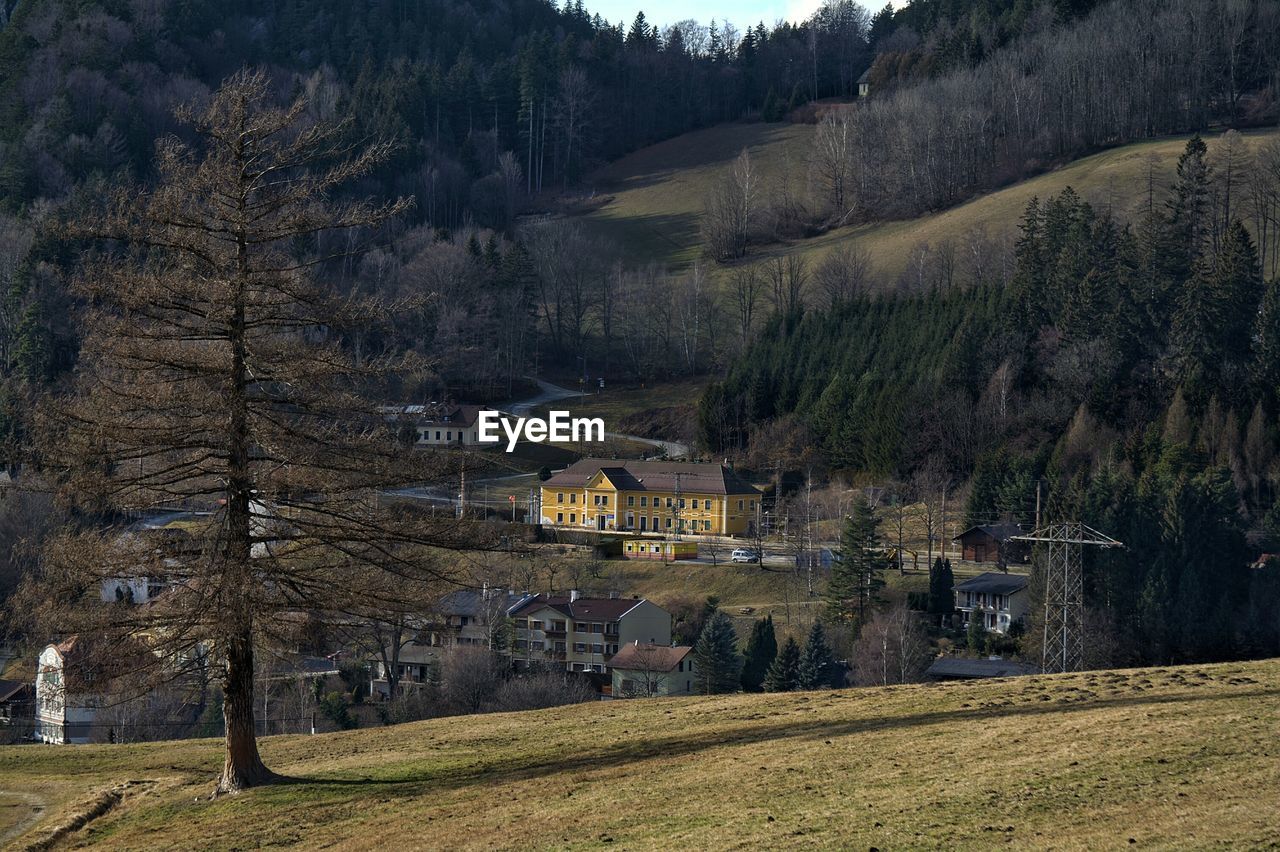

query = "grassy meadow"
[2, 659, 1277, 849]
[576, 123, 1280, 285]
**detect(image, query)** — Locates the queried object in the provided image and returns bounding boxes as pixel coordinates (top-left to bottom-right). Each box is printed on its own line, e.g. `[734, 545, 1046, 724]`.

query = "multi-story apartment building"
[954, 572, 1030, 634]
[368, 589, 535, 697]
[539, 459, 762, 536]
[509, 592, 673, 674]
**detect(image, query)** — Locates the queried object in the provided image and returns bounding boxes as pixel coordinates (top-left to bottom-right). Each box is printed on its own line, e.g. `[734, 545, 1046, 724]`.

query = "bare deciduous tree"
[814, 243, 873, 307]
[812, 110, 853, 220]
[851, 604, 931, 686]
[702, 148, 759, 262]
[767, 254, 809, 316]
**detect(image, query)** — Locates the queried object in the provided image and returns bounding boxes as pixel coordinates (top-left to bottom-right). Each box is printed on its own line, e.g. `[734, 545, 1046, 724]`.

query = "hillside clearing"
[3, 659, 1277, 849]
[576, 123, 1280, 284]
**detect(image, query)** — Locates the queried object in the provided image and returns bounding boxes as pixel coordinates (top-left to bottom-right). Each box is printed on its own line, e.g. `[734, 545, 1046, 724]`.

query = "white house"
[610, 642, 697, 697]
[99, 511, 209, 602]
[384, 403, 488, 447]
[35, 638, 99, 744]
[954, 572, 1030, 634]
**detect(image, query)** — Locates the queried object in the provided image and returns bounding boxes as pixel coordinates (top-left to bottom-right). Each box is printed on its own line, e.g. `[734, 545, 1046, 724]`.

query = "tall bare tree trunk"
[220, 625, 270, 792]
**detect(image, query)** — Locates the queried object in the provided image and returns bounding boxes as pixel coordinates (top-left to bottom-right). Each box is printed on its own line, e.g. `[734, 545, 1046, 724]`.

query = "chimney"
[569, 589, 580, 602]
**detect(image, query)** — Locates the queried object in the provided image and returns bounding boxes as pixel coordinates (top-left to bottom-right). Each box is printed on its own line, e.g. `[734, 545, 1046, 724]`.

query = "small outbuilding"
[857, 68, 872, 97]
[953, 521, 1030, 565]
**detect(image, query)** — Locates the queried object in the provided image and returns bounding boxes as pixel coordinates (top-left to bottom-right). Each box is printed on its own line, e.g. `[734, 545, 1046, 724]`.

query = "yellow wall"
[541, 476, 759, 536]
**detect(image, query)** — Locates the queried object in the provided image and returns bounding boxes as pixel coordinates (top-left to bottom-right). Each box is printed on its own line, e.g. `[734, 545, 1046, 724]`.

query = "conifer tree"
[30, 72, 470, 793]
[966, 610, 987, 654]
[1251, 276, 1280, 403]
[1165, 134, 1214, 281]
[740, 614, 777, 692]
[796, 622, 836, 689]
[827, 499, 889, 627]
[1175, 219, 1261, 396]
[928, 556, 955, 622]
[693, 610, 742, 694]
[763, 635, 800, 692]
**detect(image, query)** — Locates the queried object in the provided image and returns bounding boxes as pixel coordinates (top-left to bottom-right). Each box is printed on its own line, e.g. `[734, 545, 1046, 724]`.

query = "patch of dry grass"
[3, 660, 1277, 849]
[576, 124, 1280, 285]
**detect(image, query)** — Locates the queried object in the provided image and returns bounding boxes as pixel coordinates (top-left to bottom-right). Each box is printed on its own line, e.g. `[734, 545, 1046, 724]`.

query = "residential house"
[610, 642, 696, 697]
[0, 679, 34, 733]
[954, 572, 1030, 634]
[34, 638, 99, 744]
[540, 459, 762, 536]
[857, 68, 872, 97]
[385, 403, 487, 447]
[369, 589, 535, 697]
[99, 511, 209, 604]
[953, 522, 1030, 566]
[510, 592, 672, 676]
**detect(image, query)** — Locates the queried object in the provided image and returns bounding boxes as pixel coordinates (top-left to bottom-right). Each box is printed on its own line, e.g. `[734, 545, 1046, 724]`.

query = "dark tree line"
[0, 0, 880, 223]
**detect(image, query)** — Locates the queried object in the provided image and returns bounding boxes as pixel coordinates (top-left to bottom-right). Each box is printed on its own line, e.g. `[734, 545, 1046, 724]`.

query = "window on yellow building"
[627, 495, 635, 507]
[704, 520, 712, 531]
[556, 512, 564, 523]
[640, 496, 648, 507]
[704, 499, 712, 510]
[557, 492, 564, 503]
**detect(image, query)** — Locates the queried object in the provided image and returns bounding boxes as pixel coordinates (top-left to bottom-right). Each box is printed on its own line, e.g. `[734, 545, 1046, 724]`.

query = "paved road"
[506, 378, 691, 459]
[504, 378, 579, 416]
[387, 471, 536, 506]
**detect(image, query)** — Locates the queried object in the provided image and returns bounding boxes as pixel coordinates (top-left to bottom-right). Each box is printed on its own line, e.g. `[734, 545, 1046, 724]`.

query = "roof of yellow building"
[543, 459, 760, 496]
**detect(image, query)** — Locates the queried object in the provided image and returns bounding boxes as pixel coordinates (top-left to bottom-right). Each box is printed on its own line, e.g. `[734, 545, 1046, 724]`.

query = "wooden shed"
[953, 522, 1030, 565]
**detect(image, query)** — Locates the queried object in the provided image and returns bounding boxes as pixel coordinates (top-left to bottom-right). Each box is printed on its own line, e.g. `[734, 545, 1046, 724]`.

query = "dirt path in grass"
[0, 789, 47, 848]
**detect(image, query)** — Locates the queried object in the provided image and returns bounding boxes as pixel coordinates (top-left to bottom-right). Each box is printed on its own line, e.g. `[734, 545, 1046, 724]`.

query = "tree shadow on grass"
[284, 684, 1278, 797]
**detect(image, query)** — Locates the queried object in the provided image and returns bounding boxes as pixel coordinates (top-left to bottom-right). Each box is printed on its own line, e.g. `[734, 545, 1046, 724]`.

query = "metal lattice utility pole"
[1013, 522, 1122, 674]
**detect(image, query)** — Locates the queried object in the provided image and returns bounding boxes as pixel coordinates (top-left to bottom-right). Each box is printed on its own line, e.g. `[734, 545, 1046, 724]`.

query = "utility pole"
[940, 487, 947, 562]
[1034, 479, 1043, 529]
[458, 454, 467, 519]
[1013, 523, 1122, 673]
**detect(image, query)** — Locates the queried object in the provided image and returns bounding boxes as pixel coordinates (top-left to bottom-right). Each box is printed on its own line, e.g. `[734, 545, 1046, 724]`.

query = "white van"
[731, 548, 760, 563]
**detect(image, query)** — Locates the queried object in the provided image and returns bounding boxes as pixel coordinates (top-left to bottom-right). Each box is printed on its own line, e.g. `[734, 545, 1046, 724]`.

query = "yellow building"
[540, 459, 762, 536]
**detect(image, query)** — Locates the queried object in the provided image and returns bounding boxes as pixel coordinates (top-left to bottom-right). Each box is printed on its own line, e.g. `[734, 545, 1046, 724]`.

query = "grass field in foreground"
[576, 123, 1280, 285]
[3, 659, 1277, 849]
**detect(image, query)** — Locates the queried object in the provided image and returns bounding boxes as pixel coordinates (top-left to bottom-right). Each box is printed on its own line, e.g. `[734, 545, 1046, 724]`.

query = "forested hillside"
[0, 0, 888, 443]
[703, 134, 1280, 665]
[0, 0, 880, 219]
